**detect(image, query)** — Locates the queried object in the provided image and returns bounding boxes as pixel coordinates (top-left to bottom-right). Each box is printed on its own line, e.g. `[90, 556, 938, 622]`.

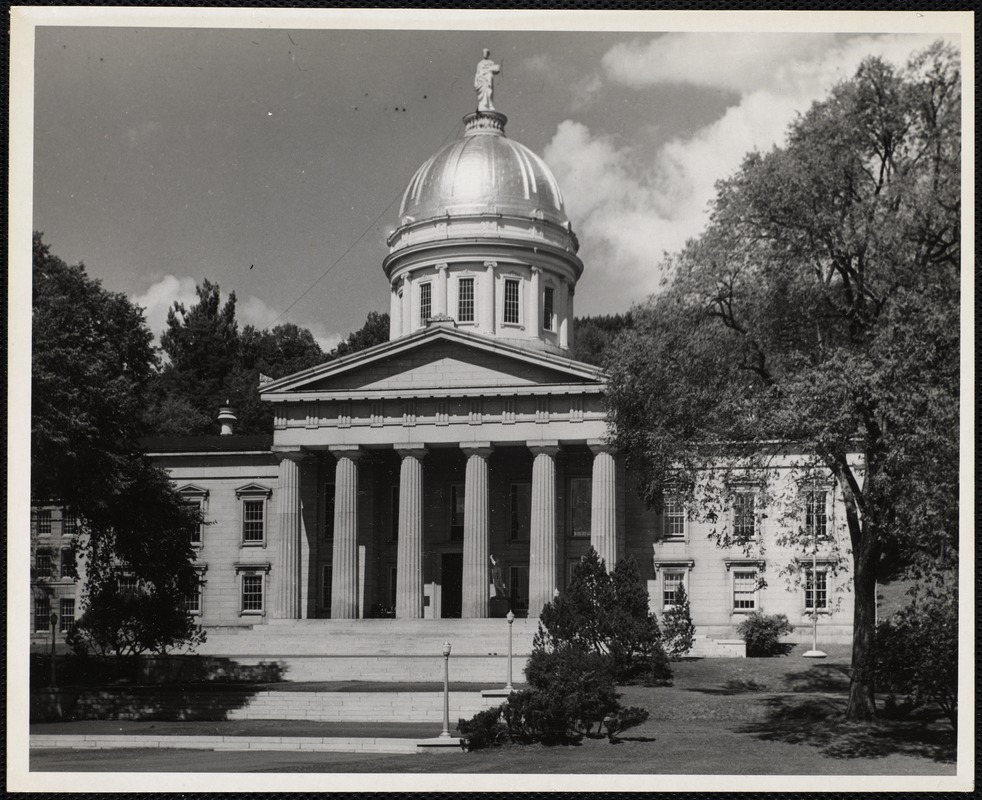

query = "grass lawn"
[31, 643, 956, 776]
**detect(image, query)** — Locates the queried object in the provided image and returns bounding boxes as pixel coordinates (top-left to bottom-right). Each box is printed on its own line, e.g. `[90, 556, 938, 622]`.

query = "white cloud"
[131, 275, 198, 343]
[132, 276, 343, 354]
[547, 33, 953, 302]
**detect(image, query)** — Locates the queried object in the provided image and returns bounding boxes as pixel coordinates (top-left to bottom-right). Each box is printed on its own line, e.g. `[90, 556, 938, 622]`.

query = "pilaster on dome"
[463, 110, 508, 136]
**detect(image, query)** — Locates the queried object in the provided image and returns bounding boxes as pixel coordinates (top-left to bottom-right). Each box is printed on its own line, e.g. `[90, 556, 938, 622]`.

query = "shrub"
[873, 583, 957, 729]
[661, 584, 696, 660]
[458, 704, 507, 750]
[535, 549, 672, 684]
[736, 611, 794, 657]
[603, 705, 650, 742]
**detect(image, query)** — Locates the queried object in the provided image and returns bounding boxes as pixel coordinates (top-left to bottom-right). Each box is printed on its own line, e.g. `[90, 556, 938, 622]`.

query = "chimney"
[217, 401, 237, 436]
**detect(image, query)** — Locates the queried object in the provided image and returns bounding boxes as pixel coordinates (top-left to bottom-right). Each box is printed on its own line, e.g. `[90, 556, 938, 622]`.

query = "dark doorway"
[441, 553, 463, 618]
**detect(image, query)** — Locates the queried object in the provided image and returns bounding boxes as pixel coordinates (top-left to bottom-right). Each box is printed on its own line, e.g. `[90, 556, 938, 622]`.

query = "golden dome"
[397, 112, 569, 229]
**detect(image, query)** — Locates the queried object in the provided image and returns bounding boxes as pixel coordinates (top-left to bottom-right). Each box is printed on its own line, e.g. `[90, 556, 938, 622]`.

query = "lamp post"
[439, 641, 452, 739]
[504, 610, 515, 691]
[49, 611, 58, 688]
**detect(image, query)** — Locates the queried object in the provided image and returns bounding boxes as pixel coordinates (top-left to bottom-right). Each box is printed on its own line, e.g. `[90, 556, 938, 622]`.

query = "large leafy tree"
[572, 313, 634, 366]
[329, 310, 390, 359]
[32, 234, 202, 652]
[604, 44, 959, 720]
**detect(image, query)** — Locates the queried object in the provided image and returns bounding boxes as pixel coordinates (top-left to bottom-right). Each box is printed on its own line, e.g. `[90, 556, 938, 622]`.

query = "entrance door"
[441, 553, 463, 618]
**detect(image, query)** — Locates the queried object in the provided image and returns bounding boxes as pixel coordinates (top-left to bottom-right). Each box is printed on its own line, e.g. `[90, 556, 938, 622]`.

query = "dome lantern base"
[463, 110, 507, 135]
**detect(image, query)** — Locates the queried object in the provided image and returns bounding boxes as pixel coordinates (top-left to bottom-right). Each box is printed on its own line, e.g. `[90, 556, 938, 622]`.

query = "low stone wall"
[32, 688, 496, 724]
[31, 687, 257, 723]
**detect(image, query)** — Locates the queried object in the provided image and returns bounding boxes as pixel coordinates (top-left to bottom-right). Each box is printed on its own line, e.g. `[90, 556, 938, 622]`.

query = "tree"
[329, 310, 390, 359]
[661, 584, 696, 659]
[572, 313, 633, 366]
[149, 281, 241, 436]
[535, 549, 671, 683]
[145, 285, 327, 435]
[32, 234, 202, 652]
[604, 44, 959, 720]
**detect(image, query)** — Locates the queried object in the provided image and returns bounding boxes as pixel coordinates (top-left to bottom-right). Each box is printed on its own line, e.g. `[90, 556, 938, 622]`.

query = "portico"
[261, 324, 622, 620]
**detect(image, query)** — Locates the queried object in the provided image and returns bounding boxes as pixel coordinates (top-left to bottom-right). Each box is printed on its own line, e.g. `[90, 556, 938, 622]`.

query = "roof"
[140, 434, 273, 454]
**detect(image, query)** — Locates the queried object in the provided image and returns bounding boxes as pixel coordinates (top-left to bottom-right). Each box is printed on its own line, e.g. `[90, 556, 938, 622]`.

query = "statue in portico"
[474, 48, 501, 112]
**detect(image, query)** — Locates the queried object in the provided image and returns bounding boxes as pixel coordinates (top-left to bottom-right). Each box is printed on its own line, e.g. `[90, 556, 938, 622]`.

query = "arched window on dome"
[418, 281, 432, 328]
[502, 277, 522, 326]
[457, 276, 475, 323]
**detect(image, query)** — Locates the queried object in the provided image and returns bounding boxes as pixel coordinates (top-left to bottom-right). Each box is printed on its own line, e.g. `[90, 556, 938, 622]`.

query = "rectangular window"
[390, 485, 400, 541]
[37, 509, 52, 536]
[733, 569, 757, 611]
[543, 286, 555, 331]
[35, 550, 53, 576]
[59, 598, 76, 632]
[60, 547, 75, 579]
[570, 477, 592, 538]
[242, 499, 265, 544]
[118, 574, 139, 594]
[62, 511, 77, 537]
[458, 277, 475, 323]
[663, 495, 686, 540]
[186, 499, 203, 545]
[34, 597, 51, 633]
[242, 574, 264, 613]
[449, 483, 464, 542]
[733, 492, 757, 541]
[508, 565, 530, 615]
[662, 570, 686, 609]
[510, 483, 531, 541]
[419, 282, 432, 326]
[805, 489, 828, 541]
[503, 278, 520, 324]
[804, 568, 828, 611]
[322, 564, 333, 611]
[183, 582, 202, 616]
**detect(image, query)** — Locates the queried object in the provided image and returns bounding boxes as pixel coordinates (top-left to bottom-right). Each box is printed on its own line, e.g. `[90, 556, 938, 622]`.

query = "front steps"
[227, 690, 498, 723]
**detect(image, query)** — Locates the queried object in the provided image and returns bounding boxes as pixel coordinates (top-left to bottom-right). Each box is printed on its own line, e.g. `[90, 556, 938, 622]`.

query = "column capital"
[273, 448, 308, 464]
[395, 443, 428, 459]
[587, 439, 618, 456]
[329, 445, 363, 461]
[460, 441, 494, 458]
[435, 262, 449, 272]
[484, 260, 497, 270]
[530, 265, 542, 274]
[527, 440, 560, 457]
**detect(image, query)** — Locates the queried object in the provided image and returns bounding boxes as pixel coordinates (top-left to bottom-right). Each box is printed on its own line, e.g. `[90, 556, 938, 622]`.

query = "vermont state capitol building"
[32, 59, 854, 663]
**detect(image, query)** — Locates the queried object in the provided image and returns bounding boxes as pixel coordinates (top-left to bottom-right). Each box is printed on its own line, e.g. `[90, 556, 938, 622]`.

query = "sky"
[31, 20, 956, 352]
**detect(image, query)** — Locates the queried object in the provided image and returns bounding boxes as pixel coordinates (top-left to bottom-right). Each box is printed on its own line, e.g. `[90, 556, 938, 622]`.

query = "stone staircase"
[192, 618, 538, 683]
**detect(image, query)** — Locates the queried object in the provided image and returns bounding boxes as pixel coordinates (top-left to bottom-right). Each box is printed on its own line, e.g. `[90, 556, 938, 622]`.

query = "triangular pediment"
[261, 327, 604, 399]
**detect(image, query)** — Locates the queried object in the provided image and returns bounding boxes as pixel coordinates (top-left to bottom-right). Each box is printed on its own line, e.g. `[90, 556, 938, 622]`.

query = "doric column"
[329, 446, 361, 618]
[588, 440, 617, 570]
[528, 440, 560, 616]
[528, 266, 541, 338]
[559, 279, 570, 350]
[273, 450, 304, 619]
[401, 274, 412, 336]
[395, 445, 427, 619]
[390, 285, 402, 341]
[435, 263, 449, 317]
[482, 261, 496, 335]
[461, 443, 493, 618]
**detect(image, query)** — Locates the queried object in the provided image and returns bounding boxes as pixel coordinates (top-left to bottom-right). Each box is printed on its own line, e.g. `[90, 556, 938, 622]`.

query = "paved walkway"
[31, 719, 463, 755]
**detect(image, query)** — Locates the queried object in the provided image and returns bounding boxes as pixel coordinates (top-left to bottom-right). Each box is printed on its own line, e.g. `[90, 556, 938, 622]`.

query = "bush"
[523, 647, 619, 738]
[736, 611, 794, 657]
[873, 583, 957, 729]
[661, 584, 696, 660]
[535, 549, 672, 685]
[457, 704, 507, 750]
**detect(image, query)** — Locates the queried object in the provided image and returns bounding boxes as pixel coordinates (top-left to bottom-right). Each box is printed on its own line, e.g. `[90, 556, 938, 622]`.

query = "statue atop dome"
[474, 49, 501, 112]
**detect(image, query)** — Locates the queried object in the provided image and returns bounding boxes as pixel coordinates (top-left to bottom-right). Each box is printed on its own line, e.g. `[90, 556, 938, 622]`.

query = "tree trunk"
[845, 529, 879, 721]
